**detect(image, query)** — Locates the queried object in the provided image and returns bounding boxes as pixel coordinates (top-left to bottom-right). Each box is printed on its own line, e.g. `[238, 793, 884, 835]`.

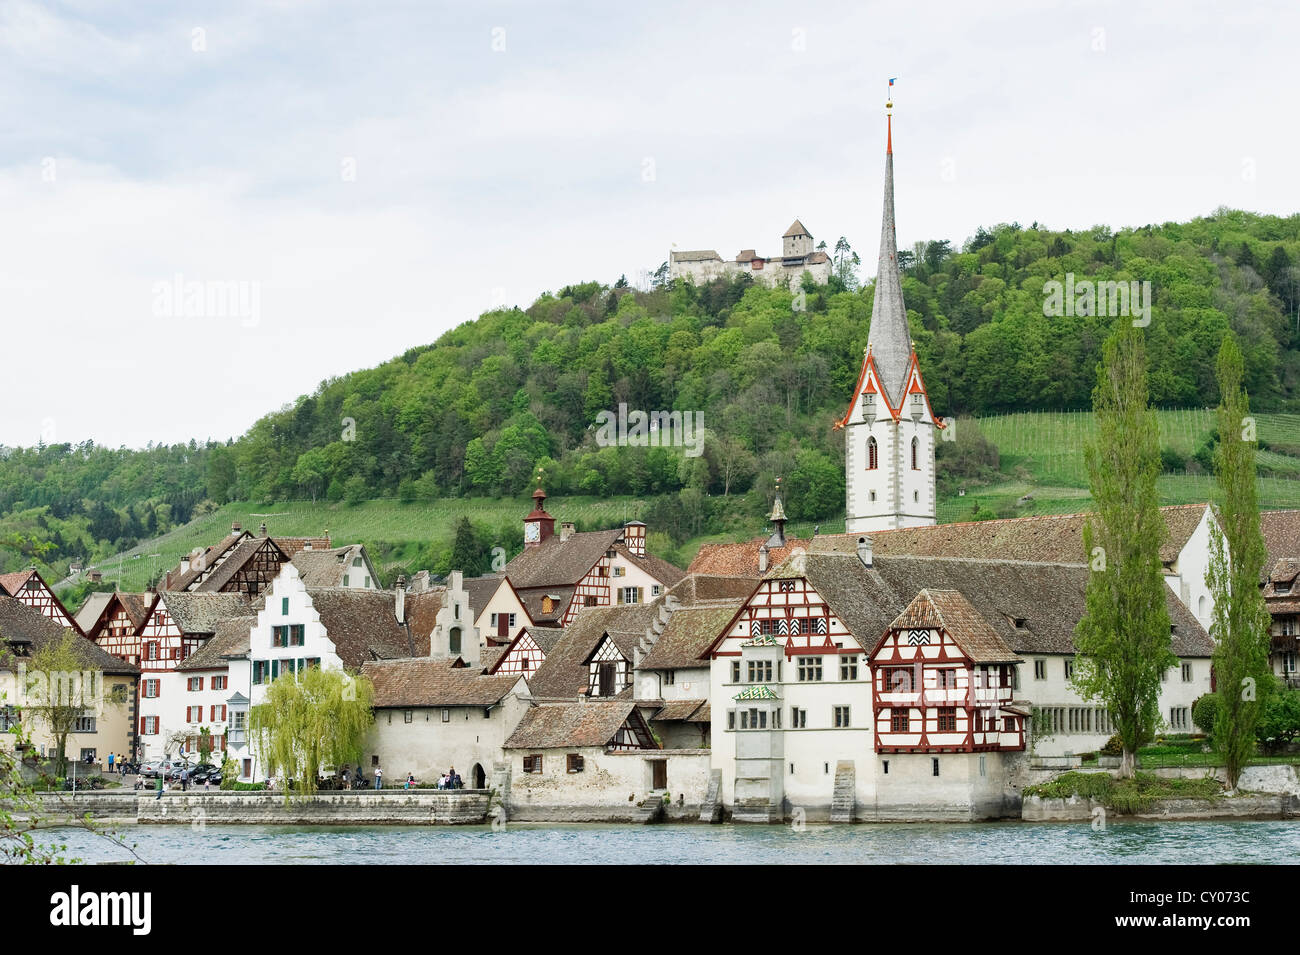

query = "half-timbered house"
[489, 625, 563, 678]
[0, 569, 83, 635]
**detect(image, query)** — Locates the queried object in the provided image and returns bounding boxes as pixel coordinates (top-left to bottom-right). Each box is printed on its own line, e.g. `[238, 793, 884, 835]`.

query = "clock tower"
[524, 484, 555, 548]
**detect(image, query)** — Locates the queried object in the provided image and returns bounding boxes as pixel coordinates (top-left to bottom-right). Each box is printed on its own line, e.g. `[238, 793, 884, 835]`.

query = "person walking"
[107, 752, 114, 773]
[155, 774, 164, 800]
[374, 766, 383, 790]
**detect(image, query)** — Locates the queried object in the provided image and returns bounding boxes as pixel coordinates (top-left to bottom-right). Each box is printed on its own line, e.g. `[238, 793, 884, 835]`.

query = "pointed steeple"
[765, 477, 787, 548]
[866, 104, 911, 408]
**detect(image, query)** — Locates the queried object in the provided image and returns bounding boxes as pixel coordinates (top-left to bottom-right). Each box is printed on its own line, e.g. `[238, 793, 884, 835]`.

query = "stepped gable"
[0, 597, 138, 675]
[290, 544, 370, 588]
[306, 588, 414, 668]
[882, 589, 1020, 663]
[504, 699, 639, 749]
[722, 550, 1212, 660]
[360, 656, 521, 708]
[175, 615, 255, 671]
[525, 602, 660, 699]
[160, 592, 251, 635]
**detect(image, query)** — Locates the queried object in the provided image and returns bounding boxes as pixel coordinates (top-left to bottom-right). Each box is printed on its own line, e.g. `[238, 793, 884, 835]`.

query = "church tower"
[835, 97, 943, 533]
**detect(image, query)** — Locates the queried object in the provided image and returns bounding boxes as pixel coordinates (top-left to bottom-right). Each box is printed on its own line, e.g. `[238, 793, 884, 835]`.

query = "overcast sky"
[1, 0, 1296, 449]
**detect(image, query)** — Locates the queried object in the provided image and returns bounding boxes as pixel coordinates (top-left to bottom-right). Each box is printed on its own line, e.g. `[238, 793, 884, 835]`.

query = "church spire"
[866, 90, 911, 408]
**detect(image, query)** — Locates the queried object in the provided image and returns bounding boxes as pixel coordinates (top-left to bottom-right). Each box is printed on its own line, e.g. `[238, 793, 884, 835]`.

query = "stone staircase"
[830, 761, 855, 823]
[698, 769, 723, 823]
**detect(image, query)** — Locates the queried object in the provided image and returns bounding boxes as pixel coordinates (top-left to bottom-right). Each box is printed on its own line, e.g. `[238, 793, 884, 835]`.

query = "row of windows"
[863, 436, 924, 471]
[252, 657, 321, 684]
[1033, 658, 1195, 683]
[384, 707, 492, 724]
[729, 656, 859, 684]
[1032, 706, 1116, 736]
[184, 706, 228, 723]
[878, 665, 1011, 692]
[186, 676, 228, 692]
[272, 624, 306, 648]
[727, 706, 852, 730]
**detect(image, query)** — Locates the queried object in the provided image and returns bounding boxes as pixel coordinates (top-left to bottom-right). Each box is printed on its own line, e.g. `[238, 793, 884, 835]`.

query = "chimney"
[758, 544, 769, 574]
[856, 536, 873, 568]
[231, 522, 242, 535]
[259, 522, 268, 537]
[395, 575, 407, 624]
[560, 522, 575, 543]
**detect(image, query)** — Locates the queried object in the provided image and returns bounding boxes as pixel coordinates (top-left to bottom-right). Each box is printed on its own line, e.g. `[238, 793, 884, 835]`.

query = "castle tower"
[782, 219, 813, 258]
[834, 98, 943, 533]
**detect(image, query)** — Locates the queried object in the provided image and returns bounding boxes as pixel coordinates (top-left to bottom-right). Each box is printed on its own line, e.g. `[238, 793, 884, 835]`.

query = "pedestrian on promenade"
[108, 752, 114, 773]
[374, 766, 383, 790]
[155, 775, 164, 800]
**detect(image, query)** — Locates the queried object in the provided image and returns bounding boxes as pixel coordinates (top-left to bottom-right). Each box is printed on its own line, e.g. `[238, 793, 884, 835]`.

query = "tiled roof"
[0, 570, 35, 596]
[193, 537, 286, 592]
[515, 585, 576, 626]
[749, 551, 1212, 659]
[666, 575, 757, 604]
[504, 700, 638, 749]
[505, 528, 624, 589]
[291, 545, 370, 588]
[166, 532, 247, 591]
[783, 219, 810, 238]
[884, 589, 1020, 664]
[463, 575, 505, 618]
[1260, 511, 1300, 583]
[526, 602, 660, 699]
[161, 592, 251, 635]
[360, 657, 522, 708]
[639, 602, 744, 671]
[307, 588, 413, 669]
[403, 588, 448, 656]
[175, 615, 254, 671]
[688, 505, 1213, 577]
[652, 700, 707, 722]
[0, 597, 138, 675]
[74, 592, 114, 634]
[671, 250, 722, 263]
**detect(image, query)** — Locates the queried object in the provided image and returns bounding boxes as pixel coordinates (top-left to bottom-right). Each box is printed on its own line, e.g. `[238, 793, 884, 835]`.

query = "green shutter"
[282, 597, 289, 615]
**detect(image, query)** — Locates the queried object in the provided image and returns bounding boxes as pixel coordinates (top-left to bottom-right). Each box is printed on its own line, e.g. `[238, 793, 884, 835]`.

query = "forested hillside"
[3, 207, 1299, 580]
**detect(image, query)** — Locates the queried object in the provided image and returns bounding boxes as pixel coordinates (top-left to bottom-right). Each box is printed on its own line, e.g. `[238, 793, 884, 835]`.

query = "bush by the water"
[1023, 771, 1223, 814]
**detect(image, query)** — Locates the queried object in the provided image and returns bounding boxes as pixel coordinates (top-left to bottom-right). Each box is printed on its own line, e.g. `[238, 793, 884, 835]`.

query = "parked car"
[190, 764, 219, 783]
[138, 760, 165, 779]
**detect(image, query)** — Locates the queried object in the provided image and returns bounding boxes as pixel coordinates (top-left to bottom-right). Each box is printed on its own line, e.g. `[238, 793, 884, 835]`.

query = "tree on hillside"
[449, 516, 488, 575]
[1207, 333, 1275, 788]
[249, 666, 374, 804]
[832, 237, 860, 289]
[1073, 326, 1176, 779]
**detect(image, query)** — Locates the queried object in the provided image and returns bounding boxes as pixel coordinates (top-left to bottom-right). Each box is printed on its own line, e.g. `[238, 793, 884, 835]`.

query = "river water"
[44, 819, 1300, 865]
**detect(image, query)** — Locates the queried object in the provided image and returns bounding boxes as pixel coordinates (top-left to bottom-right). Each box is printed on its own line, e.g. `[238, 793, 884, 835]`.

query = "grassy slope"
[66, 409, 1300, 598]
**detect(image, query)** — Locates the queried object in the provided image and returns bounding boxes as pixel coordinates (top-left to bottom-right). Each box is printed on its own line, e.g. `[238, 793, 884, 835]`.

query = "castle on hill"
[669, 219, 832, 291]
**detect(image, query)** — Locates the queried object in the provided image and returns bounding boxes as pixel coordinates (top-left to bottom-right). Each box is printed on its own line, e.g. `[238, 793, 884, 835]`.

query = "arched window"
[911, 436, 919, 470]
[449, 627, 462, 655]
[867, 436, 878, 471]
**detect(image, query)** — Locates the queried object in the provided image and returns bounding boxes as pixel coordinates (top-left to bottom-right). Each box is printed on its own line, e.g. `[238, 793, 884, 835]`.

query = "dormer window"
[1277, 581, 1293, 595]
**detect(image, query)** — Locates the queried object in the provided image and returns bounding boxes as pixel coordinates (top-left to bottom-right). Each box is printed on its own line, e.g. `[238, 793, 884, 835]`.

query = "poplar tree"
[1074, 326, 1175, 779]
[1207, 333, 1274, 789]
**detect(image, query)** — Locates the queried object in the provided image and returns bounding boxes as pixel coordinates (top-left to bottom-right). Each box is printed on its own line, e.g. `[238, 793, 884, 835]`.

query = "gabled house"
[489, 625, 563, 678]
[525, 602, 661, 701]
[360, 657, 530, 790]
[174, 615, 256, 768]
[0, 597, 139, 767]
[161, 522, 332, 598]
[0, 569, 83, 635]
[463, 574, 531, 646]
[83, 592, 155, 665]
[289, 544, 381, 590]
[505, 486, 684, 626]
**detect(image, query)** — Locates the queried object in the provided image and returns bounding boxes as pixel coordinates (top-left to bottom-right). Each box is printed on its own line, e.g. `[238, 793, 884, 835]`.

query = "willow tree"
[1074, 325, 1175, 779]
[1207, 333, 1274, 788]
[249, 667, 374, 803]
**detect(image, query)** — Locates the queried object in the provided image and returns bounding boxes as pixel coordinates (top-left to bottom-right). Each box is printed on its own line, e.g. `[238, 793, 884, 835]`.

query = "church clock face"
[524, 522, 540, 543]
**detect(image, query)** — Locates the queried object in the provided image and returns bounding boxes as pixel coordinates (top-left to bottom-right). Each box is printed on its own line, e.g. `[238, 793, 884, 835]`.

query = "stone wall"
[504, 748, 712, 822]
[1022, 792, 1300, 822]
[134, 790, 490, 825]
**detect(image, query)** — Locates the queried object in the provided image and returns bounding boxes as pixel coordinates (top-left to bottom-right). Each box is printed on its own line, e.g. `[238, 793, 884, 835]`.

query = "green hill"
[6, 207, 1300, 590]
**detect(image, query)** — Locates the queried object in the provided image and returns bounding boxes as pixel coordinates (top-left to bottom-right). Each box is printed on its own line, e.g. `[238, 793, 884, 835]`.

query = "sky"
[1, 0, 1297, 449]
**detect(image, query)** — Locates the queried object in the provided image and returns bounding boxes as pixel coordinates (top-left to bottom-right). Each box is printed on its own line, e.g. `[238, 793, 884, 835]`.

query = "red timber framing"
[706, 576, 863, 660]
[491, 628, 547, 676]
[137, 596, 203, 675]
[586, 635, 630, 697]
[0, 571, 83, 635]
[562, 551, 615, 626]
[88, 593, 154, 666]
[608, 709, 656, 751]
[868, 625, 1024, 754]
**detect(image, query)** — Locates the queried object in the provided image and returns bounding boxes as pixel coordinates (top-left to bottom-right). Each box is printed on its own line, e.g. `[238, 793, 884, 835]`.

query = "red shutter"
[198, 676, 204, 690]
[140, 716, 146, 734]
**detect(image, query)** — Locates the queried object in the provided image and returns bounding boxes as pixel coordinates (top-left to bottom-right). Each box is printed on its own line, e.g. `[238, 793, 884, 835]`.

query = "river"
[42, 819, 1300, 864]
